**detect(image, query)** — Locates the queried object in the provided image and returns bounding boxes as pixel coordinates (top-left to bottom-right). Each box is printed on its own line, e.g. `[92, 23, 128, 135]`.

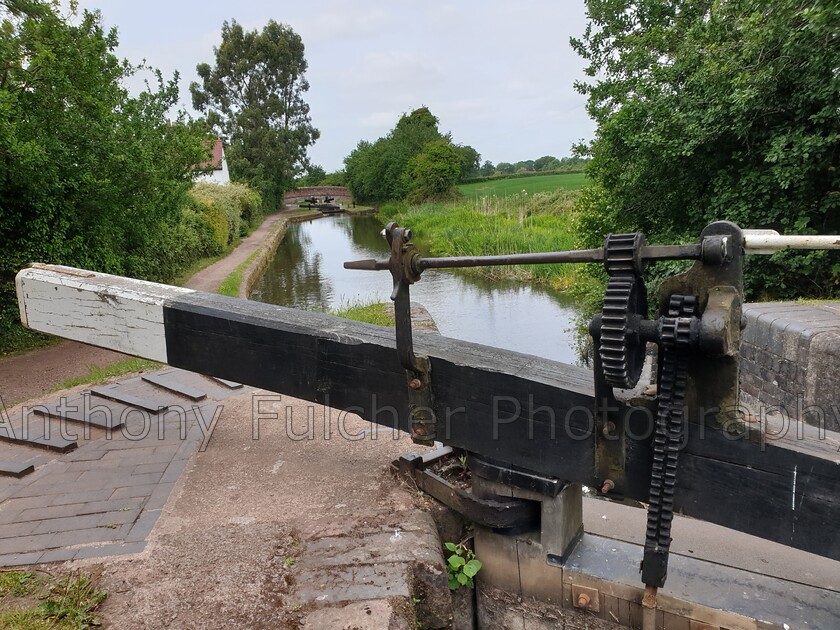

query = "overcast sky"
[72, 1, 596, 173]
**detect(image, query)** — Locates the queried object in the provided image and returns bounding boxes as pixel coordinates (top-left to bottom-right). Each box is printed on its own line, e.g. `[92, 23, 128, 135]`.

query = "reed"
[379, 190, 583, 290]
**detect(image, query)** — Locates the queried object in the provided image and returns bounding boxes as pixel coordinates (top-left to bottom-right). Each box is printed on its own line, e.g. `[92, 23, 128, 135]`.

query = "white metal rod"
[743, 230, 840, 254]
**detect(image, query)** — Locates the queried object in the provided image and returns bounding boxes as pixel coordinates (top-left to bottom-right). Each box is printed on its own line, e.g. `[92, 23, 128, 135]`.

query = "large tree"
[344, 107, 475, 203]
[572, 0, 840, 298]
[0, 0, 209, 349]
[191, 20, 319, 210]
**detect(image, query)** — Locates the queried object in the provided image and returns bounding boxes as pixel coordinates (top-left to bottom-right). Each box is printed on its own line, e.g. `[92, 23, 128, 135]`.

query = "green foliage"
[37, 574, 106, 629]
[572, 0, 840, 299]
[343, 107, 468, 203]
[191, 20, 319, 211]
[298, 164, 327, 186]
[320, 170, 346, 186]
[52, 358, 161, 392]
[379, 189, 581, 289]
[0, 0, 212, 351]
[0, 571, 41, 597]
[191, 182, 263, 244]
[454, 144, 481, 180]
[403, 139, 462, 204]
[331, 302, 394, 326]
[444, 542, 482, 590]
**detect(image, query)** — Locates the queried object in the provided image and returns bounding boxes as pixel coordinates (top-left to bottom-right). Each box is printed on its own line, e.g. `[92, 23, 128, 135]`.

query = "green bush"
[190, 182, 263, 244]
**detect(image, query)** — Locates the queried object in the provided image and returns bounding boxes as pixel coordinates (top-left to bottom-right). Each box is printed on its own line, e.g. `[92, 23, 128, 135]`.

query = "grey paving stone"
[0, 461, 34, 478]
[109, 484, 159, 501]
[0, 551, 44, 566]
[78, 470, 162, 488]
[125, 509, 161, 542]
[72, 540, 146, 560]
[159, 458, 189, 483]
[132, 461, 169, 475]
[1, 495, 51, 513]
[38, 546, 79, 563]
[298, 531, 441, 569]
[142, 482, 176, 510]
[33, 513, 103, 535]
[90, 385, 171, 414]
[295, 565, 411, 605]
[142, 372, 208, 401]
[62, 448, 107, 463]
[50, 489, 114, 506]
[0, 532, 55, 555]
[0, 521, 40, 539]
[49, 524, 128, 548]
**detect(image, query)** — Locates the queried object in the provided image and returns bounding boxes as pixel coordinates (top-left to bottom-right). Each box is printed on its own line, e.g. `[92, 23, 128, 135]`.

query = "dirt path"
[1, 211, 291, 408]
[183, 210, 288, 292]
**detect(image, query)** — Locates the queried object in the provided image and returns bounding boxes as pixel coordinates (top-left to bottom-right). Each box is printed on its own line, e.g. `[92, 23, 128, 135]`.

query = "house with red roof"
[196, 138, 230, 185]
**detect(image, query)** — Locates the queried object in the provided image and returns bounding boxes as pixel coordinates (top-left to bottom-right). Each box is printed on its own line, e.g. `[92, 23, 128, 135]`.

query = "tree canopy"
[0, 0, 213, 350]
[572, 0, 840, 298]
[343, 107, 479, 203]
[191, 20, 319, 210]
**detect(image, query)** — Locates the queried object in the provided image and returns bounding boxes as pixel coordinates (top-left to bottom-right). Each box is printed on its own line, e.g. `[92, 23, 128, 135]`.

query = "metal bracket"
[393, 449, 540, 532]
[384, 222, 435, 444]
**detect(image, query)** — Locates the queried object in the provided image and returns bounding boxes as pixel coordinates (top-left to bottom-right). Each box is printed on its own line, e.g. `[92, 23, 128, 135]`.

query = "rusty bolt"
[601, 479, 615, 494]
[602, 421, 616, 438]
[576, 593, 591, 608]
[408, 378, 423, 390]
[412, 425, 428, 437]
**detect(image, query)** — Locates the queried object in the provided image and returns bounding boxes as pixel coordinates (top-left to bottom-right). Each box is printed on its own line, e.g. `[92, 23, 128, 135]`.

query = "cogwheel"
[599, 275, 648, 389]
[604, 232, 646, 277]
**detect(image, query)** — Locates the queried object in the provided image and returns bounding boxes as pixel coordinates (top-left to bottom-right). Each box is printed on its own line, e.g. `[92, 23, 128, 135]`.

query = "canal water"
[249, 214, 583, 365]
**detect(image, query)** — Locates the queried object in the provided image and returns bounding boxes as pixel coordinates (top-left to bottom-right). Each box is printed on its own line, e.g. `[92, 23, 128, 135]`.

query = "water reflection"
[250, 214, 582, 364]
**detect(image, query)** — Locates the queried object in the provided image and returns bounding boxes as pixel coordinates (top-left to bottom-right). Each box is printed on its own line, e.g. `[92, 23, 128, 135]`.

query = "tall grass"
[379, 189, 584, 290]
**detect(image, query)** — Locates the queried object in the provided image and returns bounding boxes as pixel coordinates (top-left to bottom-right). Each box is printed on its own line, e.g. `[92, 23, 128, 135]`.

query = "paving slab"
[0, 370, 254, 565]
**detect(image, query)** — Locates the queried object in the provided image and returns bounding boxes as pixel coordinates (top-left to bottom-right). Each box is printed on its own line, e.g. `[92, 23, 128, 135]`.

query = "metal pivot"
[383, 222, 435, 445]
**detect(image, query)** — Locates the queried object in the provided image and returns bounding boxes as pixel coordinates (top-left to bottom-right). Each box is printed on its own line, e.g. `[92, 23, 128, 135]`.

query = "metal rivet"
[409, 378, 422, 390]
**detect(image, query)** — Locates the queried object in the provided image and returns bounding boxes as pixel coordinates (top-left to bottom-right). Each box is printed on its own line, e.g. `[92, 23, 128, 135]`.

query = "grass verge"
[332, 302, 394, 326]
[0, 570, 106, 629]
[51, 358, 161, 392]
[217, 250, 260, 298]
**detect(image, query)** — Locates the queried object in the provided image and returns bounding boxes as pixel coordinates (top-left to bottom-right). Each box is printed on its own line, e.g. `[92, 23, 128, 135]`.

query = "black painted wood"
[162, 291, 840, 561]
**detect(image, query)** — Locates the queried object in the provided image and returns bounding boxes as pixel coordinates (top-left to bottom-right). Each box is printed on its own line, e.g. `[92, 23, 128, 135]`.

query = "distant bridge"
[284, 186, 350, 206]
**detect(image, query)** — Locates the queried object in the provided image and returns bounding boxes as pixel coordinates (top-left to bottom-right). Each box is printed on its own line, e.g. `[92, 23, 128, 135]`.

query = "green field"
[458, 172, 587, 197]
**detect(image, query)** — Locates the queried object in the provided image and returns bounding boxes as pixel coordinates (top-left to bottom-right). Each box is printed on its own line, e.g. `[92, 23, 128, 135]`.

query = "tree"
[298, 164, 326, 187]
[454, 144, 480, 180]
[572, 0, 840, 298]
[496, 162, 515, 174]
[0, 0, 210, 350]
[479, 160, 495, 176]
[534, 155, 561, 171]
[344, 107, 469, 203]
[403, 139, 462, 203]
[191, 20, 319, 210]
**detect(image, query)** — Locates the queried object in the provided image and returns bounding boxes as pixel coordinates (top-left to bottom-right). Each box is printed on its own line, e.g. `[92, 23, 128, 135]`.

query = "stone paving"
[0, 369, 249, 565]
